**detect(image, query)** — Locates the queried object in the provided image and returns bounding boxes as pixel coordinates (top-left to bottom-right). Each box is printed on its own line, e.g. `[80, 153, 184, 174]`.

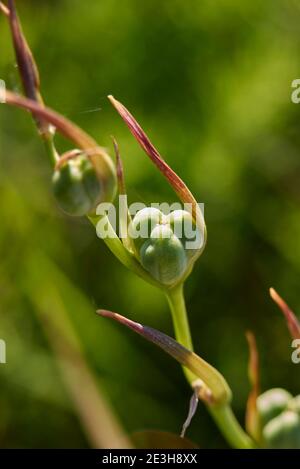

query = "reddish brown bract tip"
[245, 331, 261, 442]
[5, 91, 97, 149]
[270, 288, 300, 340]
[108, 95, 202, 224]
[97, 308, 231, 404]
[112, 137, 126, 196]
[8, 0, 40, 100]
[6, 0, 51, 135]
[97, 310, 143, 334]
[0, 2, 9, 16]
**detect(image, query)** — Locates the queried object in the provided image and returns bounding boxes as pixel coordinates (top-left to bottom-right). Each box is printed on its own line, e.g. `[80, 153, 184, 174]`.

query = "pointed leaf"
[245, 331, 261, 442]
[8, 0, 40, 100]
[111, 137, 134, 253]
[270, 288, 300, 340]
[112, 137, 126, 196]
[97, 309, 231, 405]
[6, 90, 97, 148]
[108, 95, 205, 231]
[6, 0, 50, 135]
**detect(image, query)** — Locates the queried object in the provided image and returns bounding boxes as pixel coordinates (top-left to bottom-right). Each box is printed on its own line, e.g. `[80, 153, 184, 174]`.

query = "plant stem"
[165, 284, 255, 449]
[88, 215, 162, 288]
[43, 134, 59, 166]
[165, 284, 196, 384]
[208, 404, 255, 449]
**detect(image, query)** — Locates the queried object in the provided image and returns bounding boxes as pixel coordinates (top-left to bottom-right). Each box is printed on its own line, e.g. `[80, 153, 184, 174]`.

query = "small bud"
[263, 410, 300, 449]
[168, 210, 202, 262]
[289, 395, 300, 414]
[130, 207, 163, 251]
[140, 225, 187, 287]
[52, 151, 114, 217]
[257, 388, 292, 427]
[130, 207, 203, 287]
[257, 388, 300, 448]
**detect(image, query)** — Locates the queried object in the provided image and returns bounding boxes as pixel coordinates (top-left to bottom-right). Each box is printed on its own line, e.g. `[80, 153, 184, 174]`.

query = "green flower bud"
[130, 207, 163, 251]
[257, 388, 293, 427]
[263, 410, 300, 449]
[140, 225, 187, 286]
[52, 152, 115, 217]
[168, 210, 202, 262]
[130, 207, 203, 287]
[288, 395, 300, 414]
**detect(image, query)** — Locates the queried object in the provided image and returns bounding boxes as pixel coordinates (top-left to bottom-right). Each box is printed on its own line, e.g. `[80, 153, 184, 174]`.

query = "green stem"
[165, 284, 196, 384]
[165, 283, 255, 449]
[43, 134, 59, 166]
[88, 214, 162, 288]
[208, 404, 255, 449]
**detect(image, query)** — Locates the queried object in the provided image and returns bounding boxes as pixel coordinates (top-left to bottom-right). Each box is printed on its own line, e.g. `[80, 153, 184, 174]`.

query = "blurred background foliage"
[0, 0, 300, 448]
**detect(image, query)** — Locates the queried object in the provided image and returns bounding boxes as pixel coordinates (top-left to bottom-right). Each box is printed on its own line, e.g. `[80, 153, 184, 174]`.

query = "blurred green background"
[0, 0, 300, 448]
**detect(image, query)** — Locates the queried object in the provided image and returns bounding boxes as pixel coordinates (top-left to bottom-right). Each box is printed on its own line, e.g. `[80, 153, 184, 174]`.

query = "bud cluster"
[257, 388, 300, 448]
[130, 207, 204, 287]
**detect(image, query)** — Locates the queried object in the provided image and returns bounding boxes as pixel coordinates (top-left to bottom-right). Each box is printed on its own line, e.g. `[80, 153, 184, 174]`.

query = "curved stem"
[208, 404, 255, 449]
[43, 135, 59, 165]
[165, 284, 255, 449]
[165, 284, 196, 384]
[88, 215, 162, 288]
